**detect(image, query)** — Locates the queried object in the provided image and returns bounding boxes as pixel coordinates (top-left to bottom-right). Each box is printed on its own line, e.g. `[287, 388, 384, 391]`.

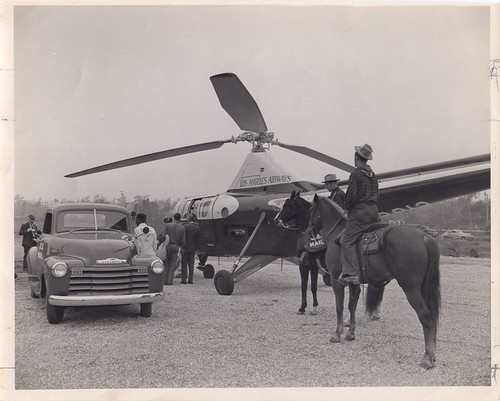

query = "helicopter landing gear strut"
[214, 212, 272, 296]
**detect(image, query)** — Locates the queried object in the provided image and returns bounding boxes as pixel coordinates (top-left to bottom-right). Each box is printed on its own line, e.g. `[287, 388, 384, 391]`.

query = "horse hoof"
[419, 355, 436, 370]
[345, 332, 355, 341]
[297, 310, 305, 315]
[310, 307, 318, 315]
[343, 320, 350, 327]
[329, 334, 341, 343]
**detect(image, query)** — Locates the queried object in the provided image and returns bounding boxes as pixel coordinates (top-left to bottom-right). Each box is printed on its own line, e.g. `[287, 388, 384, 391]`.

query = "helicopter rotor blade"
[65, 140, 232, 178]
[276, 142, 355, 173]
[210, 73, 268, 133]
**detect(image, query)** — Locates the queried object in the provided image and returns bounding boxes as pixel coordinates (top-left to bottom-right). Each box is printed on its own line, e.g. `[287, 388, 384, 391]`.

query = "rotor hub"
[235, 132, 277, 152]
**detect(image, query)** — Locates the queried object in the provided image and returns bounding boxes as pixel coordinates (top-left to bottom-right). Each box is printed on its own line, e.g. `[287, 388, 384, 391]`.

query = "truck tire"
[45, 283, 64, 324]
[140, 303, 152, 317]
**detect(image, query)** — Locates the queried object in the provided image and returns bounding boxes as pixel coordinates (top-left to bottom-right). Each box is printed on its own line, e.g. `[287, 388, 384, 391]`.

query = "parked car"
[421, 226, 439, 237]
[415, 225, 439, 237]
[27, 203, 165, 324]
[407, 224, 439, 237]
[442, 229, 474, 240]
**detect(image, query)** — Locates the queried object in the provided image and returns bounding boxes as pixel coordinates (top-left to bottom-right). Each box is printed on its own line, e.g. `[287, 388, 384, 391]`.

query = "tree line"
[14, 192, 179, 232]
[381, 192, 490, 232]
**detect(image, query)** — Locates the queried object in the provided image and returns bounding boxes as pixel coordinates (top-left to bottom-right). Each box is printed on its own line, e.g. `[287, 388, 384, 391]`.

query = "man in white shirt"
[133, 213, 158, 258]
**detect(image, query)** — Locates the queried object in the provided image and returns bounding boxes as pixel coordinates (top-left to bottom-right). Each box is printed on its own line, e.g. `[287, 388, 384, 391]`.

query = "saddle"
[356, 223, 396, 284]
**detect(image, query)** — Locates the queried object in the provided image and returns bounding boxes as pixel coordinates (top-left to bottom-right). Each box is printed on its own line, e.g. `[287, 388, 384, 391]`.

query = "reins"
[284, 221, 310, 231]
[324, 215, 344, 240]
[277, 197, 311, 231]
[313, 196, 347, 240]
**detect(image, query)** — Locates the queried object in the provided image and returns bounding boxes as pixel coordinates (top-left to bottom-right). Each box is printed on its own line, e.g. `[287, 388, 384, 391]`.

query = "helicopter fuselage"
[174, 191, 300, 258]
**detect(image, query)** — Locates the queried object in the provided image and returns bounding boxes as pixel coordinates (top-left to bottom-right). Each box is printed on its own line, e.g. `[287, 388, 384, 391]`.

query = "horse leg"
[345, 284, 361, 341]
[330, 281, 345, 343]
[309, 263, 319, 315]
[298, 264, 308, 314]
[366, 285, 384, 321]
[403, 288, 437, 369]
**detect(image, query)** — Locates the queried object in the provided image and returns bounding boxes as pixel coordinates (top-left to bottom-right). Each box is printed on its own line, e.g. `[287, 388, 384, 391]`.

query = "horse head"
[310, 194, 347, 237]
[274, 190, 310, 230]
[310, 194, 323, 235]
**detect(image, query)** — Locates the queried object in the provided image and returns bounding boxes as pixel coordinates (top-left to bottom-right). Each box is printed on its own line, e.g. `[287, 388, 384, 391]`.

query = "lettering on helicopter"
[378, 201, 430, 217]
[239, 174, 292, 188]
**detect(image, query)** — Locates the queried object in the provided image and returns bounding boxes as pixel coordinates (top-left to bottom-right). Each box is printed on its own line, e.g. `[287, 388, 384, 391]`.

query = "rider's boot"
[339, 245, 360, 286]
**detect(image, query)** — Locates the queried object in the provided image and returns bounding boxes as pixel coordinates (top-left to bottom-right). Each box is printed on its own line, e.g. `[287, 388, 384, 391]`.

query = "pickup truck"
[27, 203, 165, 324]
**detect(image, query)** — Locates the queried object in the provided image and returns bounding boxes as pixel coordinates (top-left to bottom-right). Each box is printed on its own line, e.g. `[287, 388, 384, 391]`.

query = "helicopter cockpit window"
[177, 201, 190, 219]
[200, 198, 213, 218]
[189, 199, 202, 218]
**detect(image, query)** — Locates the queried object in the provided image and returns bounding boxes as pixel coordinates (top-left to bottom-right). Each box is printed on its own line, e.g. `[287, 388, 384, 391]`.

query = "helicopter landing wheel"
[203, 264, 215, 279]
[214, 270, 234, 296]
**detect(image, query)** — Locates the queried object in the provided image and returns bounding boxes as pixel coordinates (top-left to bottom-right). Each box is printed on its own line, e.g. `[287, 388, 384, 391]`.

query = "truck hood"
[50, 233, 134, 265]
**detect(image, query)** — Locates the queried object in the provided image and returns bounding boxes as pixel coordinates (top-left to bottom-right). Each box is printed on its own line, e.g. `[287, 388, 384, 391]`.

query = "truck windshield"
[56, 210, 130, 233]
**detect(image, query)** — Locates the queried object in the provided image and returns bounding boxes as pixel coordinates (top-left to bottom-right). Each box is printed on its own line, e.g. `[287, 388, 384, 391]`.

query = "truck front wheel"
[45, 284, 64, 324]
[140, 303, 152, 317]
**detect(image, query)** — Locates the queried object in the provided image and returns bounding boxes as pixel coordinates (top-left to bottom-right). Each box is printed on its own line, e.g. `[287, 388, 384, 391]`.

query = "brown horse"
[275, 191, 384, 321]
[309, 194, 441, 369]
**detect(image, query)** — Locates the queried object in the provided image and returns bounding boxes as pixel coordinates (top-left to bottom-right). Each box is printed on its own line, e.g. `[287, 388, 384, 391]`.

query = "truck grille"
[69, 265, 149, 295]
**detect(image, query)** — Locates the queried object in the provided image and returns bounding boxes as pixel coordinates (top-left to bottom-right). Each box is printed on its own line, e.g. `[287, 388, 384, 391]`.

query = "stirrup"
[338, 274, 360, 286]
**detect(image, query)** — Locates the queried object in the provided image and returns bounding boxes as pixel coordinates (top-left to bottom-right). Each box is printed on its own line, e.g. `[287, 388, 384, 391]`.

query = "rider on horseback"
[338, 144, 380, 286]
[322, 173, 346, 208]
[297, 174, 345, 264]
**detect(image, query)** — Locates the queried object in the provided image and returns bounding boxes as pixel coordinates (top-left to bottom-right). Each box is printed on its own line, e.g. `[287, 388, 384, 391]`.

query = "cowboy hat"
[27, 214, 35, 221]
[322, 173, 340, 183]
[355, 143, 373, 160]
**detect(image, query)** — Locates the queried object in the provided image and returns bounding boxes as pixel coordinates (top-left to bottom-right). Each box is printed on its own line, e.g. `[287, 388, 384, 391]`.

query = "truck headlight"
[52, 262, 69, 278]
[151, 259, 164, 274]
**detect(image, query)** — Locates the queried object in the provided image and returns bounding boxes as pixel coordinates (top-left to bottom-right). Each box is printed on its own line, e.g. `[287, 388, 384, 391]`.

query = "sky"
[10, 4, 493, 205]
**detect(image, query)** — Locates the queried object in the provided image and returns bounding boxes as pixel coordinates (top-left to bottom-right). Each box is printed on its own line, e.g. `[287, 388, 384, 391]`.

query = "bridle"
[275, 199, 310, 231]
[311, 206, 344, 240]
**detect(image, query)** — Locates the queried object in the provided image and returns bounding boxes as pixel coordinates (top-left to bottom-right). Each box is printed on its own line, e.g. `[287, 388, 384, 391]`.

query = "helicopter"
[66, 72, 491, 295]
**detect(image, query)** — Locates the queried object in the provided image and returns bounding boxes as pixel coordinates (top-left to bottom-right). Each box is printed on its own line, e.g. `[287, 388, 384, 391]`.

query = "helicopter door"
[197, 196, 218, 249]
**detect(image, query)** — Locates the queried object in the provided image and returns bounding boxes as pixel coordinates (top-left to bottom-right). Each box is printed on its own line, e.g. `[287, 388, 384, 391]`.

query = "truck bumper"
[48, 291, 165, 307]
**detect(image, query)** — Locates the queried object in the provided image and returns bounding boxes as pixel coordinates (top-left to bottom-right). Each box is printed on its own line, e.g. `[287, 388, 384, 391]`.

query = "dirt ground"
[10, 238, 494, 397]
[6, 231, 496, 401]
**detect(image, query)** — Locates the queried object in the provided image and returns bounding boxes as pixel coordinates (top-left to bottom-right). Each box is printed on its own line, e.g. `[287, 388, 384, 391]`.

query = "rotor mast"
[232, 131, 277, 152]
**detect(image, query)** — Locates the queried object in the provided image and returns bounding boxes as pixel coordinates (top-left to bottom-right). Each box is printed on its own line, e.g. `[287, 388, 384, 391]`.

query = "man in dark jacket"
[19, 214, 39, 272]
[339, 144, 380, 286]
[322, 173, 345, 209]
[181, 214, 200, 284]
[161, 212, 186, 285]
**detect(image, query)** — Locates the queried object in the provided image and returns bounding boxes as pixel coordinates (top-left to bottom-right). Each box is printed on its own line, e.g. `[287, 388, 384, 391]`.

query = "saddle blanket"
[359, 224, 394, 255]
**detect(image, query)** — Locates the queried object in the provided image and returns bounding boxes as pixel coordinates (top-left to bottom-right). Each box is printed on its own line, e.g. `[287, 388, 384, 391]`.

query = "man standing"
[133, 213, 157, 258]
[18, 214, 39, 272]
[181, 214, 200, 284]
[339, 144, 380, 286]
[322, 173, 345, 208]
[161, 212, 186, 285]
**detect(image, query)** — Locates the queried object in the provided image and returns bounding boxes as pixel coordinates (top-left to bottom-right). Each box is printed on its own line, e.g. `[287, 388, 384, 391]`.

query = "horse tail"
[365, 285, 384, 316]
[422, 235, 441, 329]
